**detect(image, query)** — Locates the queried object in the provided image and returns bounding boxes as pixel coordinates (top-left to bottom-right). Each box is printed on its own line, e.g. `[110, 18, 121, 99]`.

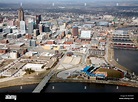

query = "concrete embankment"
[0, 76, 138, 89]
[49, 78, 138, 88]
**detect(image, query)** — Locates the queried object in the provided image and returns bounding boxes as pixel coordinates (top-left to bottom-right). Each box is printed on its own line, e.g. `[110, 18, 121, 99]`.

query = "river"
[0, 82, 138, 93]
[114, 49, 138, 75]
[114, 27, 138, 75]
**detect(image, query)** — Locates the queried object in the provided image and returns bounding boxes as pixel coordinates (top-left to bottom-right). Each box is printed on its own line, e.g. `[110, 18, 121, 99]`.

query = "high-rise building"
[18, 3, 24, 21]
[36, 15, 41, 29]
[72, 26, 78, 36]
[27, 21, 34, 35]
[39, 24, 44, 34]
[20, 21, 26, 34]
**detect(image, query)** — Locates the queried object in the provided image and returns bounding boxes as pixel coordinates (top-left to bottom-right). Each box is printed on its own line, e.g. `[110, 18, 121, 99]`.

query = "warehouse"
[23, 63, 44, 71]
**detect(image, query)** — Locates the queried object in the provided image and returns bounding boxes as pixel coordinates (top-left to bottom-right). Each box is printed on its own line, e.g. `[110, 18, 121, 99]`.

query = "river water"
[0, 82, 138, 93]
[114, 49, 138, 75]
[114, 27, 138, 75]
[41, 82, 138, 93]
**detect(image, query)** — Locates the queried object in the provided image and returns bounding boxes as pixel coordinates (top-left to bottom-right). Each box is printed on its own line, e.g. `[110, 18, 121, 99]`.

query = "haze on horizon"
[0, 0, 138, 4]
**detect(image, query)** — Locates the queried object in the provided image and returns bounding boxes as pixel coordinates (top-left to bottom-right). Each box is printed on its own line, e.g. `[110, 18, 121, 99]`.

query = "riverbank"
[0, 69, 138, 90]
[0, 69, 51, 89]
[49, 77, 138, 88]
[107, 42, 131, 72]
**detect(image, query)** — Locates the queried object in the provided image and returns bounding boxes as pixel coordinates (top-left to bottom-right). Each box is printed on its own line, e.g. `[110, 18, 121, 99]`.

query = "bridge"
[112, 37, 130, 41]
[111, 42, 138, 50]
[112, 42, 135, 46]
[112, 34, 130, 41]
[113, 34, 129, 37]
[32, 68, 55, 93]
[32, 53, 67, 93]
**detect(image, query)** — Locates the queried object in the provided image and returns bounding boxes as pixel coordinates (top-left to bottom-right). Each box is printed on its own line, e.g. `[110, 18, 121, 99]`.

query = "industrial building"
[10, 50, 20, 59]
[23, 63, 44, 71]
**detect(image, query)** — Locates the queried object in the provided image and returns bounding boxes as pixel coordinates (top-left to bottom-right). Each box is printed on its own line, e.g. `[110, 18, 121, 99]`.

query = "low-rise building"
[23, 63, 44, 71]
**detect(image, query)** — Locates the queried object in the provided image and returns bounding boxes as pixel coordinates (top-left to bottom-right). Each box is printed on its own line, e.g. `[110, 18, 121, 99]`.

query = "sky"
[0, 0, 137, 4]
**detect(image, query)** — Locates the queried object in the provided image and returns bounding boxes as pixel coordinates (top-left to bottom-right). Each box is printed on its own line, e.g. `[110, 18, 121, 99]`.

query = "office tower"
[36, 15, 41, 29]
[72, 26, 78, 36]
[28, 21, 34, 35]
[20, 21, 26, 34]
[18, 3, 24, 21]
[29, 39, 37, 47]
[39, 24, 44, 34]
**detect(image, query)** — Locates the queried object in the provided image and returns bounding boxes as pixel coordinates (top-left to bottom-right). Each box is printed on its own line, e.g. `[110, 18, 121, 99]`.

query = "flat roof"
[80, 30, 91, 39]
[24, 63, 44, 68]
[14, 42, 25, 46]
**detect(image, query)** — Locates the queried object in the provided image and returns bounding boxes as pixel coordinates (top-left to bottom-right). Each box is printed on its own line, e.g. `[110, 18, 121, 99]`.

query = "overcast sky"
[0, 0, 137, 3]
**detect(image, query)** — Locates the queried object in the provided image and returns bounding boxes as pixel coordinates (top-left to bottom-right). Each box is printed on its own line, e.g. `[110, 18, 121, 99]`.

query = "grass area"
[97, 68, 123, 78]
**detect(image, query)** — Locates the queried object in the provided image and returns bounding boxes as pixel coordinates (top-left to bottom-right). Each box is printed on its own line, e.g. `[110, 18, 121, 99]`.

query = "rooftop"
[80, 30, 91, 39]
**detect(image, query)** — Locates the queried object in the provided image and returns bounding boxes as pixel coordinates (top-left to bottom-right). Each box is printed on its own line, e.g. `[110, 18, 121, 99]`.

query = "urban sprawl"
[0, 2, 138, 92]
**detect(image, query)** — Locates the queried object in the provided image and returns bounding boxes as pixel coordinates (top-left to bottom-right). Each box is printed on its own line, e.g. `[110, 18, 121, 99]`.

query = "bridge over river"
[32, 69, 55, 93]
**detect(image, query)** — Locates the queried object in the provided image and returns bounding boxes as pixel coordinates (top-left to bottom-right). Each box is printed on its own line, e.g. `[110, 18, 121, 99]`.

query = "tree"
[25, 68, 35, 74]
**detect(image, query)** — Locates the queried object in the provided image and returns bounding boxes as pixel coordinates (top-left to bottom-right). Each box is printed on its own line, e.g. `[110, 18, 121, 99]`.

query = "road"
[104, 37, 110, 64]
